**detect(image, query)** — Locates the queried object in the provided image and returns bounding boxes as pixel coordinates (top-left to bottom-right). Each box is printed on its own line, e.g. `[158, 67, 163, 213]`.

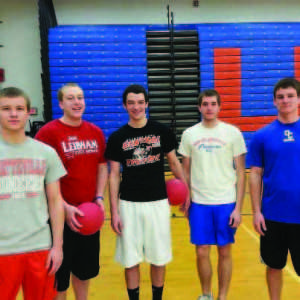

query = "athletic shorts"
[0, 250, 56, 300]
[56, 224, 100, 292]
[189, 202, 236, 246]
[116, 199, 172, 268]
[260, 219, 300, 275]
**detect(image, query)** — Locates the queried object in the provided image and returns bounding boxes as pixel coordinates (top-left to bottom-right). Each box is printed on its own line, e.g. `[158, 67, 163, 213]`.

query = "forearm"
[48, 194, 64, 249]
[166, 151, 186, 183]
[169, 159, 185, 181]
[249, 171, 262, 213]
[235, 169, 245, 212]
[109, 173, 120, 215]
[96, 163, 108, 197]
[181, 156, 191, 188]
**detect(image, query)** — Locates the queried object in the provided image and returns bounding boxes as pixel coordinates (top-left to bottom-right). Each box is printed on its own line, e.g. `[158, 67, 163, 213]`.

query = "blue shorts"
[189, 202, 236, 246]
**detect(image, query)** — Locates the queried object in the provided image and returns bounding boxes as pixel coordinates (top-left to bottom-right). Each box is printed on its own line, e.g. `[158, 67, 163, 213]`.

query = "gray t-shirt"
[0, 137, 66, 255]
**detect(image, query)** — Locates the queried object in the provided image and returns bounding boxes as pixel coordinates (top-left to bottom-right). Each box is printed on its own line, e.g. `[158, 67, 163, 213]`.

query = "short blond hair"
[57, 83, 83, 102]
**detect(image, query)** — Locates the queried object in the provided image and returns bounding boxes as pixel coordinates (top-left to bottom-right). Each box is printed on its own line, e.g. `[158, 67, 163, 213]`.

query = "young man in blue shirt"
[249, 77, 300, 300]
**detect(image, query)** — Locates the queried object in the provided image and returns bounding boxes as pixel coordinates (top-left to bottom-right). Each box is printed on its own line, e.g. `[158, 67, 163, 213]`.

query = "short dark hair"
[57, 83, 83, 102]
[0, 87, 31, 111]
[198, 89, 221, 106]
[273, 78, 300, 98]
[122, 84, 148, 105]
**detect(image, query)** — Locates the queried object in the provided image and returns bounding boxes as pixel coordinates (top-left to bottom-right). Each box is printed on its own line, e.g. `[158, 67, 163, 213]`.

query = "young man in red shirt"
[36, 83, 108, 300]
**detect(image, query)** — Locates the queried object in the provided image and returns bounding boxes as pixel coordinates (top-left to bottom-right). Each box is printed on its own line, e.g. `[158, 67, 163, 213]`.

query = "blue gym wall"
[49, 25, 148, 138]
[48, 23, 300, 157]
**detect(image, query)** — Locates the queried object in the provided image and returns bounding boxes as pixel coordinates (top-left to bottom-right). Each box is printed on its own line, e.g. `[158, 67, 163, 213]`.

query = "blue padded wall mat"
[49, 22, 300, 151]
[49, 25, 148, 136]
[197, 22, 300, 167]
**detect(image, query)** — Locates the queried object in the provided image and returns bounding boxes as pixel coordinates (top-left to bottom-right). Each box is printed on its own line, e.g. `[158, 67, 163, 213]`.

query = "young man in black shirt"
[105, 84, 189, 300]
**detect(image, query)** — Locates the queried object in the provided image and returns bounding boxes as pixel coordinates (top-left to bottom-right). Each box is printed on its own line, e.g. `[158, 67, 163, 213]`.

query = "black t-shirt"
[105, 120, 177, 202]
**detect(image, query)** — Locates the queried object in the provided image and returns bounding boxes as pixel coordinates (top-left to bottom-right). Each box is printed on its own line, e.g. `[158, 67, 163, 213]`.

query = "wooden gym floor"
[17, 183, 300, 299]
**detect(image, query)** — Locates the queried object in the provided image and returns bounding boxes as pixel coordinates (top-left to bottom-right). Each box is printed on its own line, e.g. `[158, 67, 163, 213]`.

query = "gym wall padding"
[197, 23, 300, 158]
[49, 23, 300, 160]
[49, 25, 147, 138]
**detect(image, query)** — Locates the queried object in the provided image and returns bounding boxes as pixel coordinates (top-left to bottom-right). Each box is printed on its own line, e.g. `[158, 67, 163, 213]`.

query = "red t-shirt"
[35, 119, 106, 206]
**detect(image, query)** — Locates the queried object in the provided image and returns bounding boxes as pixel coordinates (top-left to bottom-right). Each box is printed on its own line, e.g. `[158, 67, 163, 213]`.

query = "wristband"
[94, 196, 104, 201]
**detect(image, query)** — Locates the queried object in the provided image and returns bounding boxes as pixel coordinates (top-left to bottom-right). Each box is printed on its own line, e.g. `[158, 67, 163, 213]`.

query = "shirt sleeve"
[35, 125, 54, 148]
[178, 130, 191, 158]
[248, 131, 264, 168]
[45, 147, 67, 184]
[161, 125, 177, 154]
[104, 132, 122, 163]
[95, 127, 107, 164]
[232, 128, 247, 157]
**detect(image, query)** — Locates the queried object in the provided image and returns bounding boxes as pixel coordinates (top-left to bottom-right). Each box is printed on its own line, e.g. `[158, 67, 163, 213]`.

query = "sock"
[127, 287, 139, 300]
[152, 285, 164, 300]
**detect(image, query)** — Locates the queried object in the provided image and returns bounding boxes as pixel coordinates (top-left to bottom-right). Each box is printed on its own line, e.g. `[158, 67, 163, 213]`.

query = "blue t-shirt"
[248, 119, 300, 224]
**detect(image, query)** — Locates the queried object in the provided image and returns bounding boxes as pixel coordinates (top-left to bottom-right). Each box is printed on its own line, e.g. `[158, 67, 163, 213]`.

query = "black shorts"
[260, 219, 300, 275]
[56, 224, 100, 292]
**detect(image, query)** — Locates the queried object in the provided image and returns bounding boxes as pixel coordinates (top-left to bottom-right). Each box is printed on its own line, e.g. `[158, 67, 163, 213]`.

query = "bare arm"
[166, 150, 190, 215]
[181, 156, 191, 187]
[249, 166, 266, 235]
[94, 162, 108, 209]
[46, 180, 64, 275]
[109, 160, 123, 235]
[166, 150, 186, 182]
[229, 154, 246, 228]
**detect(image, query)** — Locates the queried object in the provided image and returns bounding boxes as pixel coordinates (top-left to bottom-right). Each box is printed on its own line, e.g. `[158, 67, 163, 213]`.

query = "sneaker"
[197, 294, 213, 300]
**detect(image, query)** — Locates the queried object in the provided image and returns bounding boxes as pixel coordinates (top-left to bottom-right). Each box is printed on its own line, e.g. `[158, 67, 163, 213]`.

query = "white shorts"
[115, 199, 172, 268]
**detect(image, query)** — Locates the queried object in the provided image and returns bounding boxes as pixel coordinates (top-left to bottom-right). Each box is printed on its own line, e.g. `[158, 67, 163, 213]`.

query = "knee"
[266, 266, 283, 282]
[196, 245, 210, 259]
[266, 266, 283, 275]
[218, 245, 232, 260]
[125, 265, 139, 273]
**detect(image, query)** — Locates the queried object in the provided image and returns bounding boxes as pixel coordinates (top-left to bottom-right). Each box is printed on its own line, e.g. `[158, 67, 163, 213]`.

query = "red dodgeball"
[166, 178, 188, 206]
[76, 202, 105, 235]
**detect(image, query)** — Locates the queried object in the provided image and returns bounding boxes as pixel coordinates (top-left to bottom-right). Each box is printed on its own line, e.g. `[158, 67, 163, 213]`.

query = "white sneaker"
[197, 295, 213, 300]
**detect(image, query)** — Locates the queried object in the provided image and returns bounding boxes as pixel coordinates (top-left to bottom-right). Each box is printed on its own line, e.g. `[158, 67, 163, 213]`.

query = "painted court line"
[241, 223, 300, 283]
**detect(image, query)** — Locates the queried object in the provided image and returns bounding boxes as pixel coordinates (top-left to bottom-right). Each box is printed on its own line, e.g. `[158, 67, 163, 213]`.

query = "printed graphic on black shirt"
[122, 135, 161, 167]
